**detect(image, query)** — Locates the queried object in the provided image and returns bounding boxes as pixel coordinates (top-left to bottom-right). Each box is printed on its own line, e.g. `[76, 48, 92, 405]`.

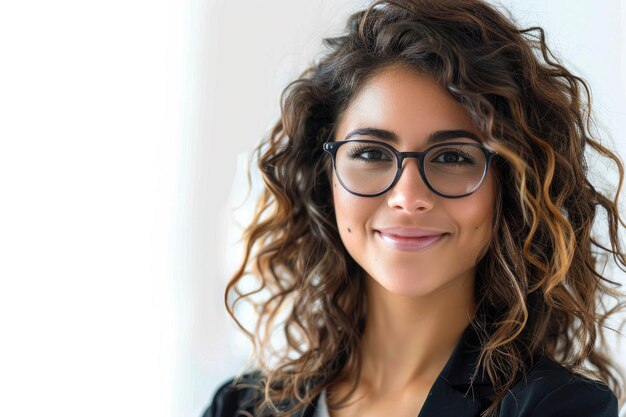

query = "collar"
[438, 322, 491, 387]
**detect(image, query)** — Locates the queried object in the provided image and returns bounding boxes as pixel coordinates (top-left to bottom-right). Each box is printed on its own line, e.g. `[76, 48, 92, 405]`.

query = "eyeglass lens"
[334, 141, 487, 196]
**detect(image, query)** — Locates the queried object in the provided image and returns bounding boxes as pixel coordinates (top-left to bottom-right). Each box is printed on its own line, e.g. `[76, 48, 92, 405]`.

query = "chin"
[370, 273, 442, 298]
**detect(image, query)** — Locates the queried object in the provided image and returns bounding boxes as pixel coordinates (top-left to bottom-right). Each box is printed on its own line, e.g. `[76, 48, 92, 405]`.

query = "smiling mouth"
[375, 231, 447, 252]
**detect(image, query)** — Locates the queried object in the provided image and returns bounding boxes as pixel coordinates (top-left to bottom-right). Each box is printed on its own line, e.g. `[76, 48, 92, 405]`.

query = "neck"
[356, 271, 476, 396]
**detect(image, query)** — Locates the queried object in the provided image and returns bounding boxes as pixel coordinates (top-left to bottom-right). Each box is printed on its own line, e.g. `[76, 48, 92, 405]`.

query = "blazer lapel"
[418, 323, 492, 417]
[417, 377, 482, 417]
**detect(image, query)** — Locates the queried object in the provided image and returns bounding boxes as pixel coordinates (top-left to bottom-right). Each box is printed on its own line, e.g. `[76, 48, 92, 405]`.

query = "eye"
[431, 149, 476, 166]
[347, 144, 394, 162]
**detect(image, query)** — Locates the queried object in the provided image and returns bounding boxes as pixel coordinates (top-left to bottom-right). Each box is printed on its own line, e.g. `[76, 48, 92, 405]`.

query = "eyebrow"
[343, 127, 482, 145]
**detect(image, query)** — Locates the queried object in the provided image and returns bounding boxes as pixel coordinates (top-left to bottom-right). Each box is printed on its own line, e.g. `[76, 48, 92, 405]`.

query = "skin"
[328, 63, 497, 417]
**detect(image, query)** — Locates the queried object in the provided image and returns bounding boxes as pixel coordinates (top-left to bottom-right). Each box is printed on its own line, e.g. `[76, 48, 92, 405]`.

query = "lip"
[375, 230, 447, 252]
[376, 227, 449, 238]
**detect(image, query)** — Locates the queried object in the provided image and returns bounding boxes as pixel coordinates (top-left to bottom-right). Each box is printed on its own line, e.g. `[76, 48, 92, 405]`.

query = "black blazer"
[204, 325, 618, 416]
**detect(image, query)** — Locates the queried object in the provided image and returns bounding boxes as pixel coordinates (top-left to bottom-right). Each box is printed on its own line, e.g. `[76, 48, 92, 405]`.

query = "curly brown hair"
[222, 1, 626, 416]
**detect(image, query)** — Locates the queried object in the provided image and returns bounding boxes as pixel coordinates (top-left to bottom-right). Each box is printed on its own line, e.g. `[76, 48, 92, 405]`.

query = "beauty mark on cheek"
[347, 228, 351, 233]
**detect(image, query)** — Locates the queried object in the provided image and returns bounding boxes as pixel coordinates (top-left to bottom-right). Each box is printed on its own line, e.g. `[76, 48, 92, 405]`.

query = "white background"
[0, 1, 624, 416]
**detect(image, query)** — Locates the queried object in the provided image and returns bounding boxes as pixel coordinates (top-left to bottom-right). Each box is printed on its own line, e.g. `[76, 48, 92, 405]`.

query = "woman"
[205, 0, 626, 416]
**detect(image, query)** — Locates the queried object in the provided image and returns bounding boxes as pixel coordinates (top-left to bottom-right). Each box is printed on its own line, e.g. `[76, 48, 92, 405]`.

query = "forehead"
[334, 64, 480, 146]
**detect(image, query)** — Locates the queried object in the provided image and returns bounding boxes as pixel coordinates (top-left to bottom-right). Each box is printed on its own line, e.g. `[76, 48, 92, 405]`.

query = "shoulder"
[203, 371, 265, 417]
[499, 356, 618, 417]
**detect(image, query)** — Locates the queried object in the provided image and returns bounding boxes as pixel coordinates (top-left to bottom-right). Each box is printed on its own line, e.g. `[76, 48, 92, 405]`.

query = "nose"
[386, 157, 435, 212]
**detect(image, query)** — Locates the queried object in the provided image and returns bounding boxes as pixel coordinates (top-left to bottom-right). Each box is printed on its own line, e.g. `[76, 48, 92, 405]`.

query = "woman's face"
[331, 64, 497, 299]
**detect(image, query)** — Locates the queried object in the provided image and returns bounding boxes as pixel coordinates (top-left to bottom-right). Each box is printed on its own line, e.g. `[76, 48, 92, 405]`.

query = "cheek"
[455, 175, 497, 254]
[333, 180, 356, 235]
[332, 178, 375, 247]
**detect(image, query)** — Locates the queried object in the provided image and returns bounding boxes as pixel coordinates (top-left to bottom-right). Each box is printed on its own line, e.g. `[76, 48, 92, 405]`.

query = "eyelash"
[432, 150, 475, 165]
[347, 144, 476, 165]
[348, 145, 393, 162]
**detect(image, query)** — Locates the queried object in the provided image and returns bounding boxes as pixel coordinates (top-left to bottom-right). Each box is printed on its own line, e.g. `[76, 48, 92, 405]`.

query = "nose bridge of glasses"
[398, 149, 426, 166]
[397, 153, 427, 185]
[387, 152, 436, 207]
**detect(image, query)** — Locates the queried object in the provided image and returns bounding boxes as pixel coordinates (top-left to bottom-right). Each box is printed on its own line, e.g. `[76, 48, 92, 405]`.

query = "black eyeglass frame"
[322, 139, 498, 199]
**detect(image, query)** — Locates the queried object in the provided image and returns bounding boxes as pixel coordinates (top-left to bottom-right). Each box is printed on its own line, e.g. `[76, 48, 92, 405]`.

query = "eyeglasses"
[322, 139, 498, 198]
